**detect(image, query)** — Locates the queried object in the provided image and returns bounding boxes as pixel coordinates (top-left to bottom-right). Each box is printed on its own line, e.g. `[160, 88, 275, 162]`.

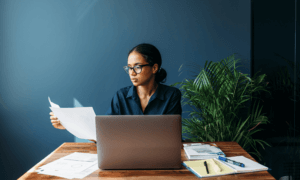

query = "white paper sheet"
[36, 152, 99, 179]
[49, 97, 96, 141]
[37, 163, 99, 179]
[183, 143, 226, 160]
[184, 144, 222, 155]
[48, 97, 60, 108]
[214, 156, 269, 173]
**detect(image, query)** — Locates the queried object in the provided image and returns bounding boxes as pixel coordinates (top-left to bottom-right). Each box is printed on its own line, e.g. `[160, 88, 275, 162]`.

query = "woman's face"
[127, 51, 158, 86]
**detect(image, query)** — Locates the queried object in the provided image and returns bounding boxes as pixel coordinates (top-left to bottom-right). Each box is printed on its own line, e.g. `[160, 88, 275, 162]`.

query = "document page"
[214, 156, 269, 173]
[36, 152, 99, 179]
[49, 97, 96, 141]
[184, 144, 223, 155]
[48, 97, 60, 108]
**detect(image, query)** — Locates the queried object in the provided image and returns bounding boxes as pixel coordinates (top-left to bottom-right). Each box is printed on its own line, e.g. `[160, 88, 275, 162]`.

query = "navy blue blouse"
[105, 83, 184, 141]
[105, 83, 182, 116]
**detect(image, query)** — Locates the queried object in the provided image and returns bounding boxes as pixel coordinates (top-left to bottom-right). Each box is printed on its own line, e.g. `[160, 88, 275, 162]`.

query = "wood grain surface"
[18, 142, 276, 180]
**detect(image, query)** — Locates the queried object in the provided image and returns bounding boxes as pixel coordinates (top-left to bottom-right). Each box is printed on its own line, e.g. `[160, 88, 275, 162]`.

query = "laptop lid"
[95, 115, 182, 170]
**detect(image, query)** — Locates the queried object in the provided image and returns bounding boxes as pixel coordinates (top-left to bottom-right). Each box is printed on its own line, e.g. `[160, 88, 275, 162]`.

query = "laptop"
[95, 115, 182, 170]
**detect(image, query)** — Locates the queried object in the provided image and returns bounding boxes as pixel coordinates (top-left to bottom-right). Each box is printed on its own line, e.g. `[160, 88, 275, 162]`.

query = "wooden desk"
[19, 142, 275, 180]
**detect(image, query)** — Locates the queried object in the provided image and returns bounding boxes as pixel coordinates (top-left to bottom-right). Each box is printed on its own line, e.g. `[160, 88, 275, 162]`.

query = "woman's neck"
[137, 82, 158, 99]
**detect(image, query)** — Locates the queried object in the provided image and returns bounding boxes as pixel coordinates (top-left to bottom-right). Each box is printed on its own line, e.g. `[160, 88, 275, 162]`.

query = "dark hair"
[128, 43, 167, 84]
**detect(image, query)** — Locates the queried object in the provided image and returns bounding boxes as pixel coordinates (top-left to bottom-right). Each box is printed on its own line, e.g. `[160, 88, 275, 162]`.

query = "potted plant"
[170, 53, 271, 162]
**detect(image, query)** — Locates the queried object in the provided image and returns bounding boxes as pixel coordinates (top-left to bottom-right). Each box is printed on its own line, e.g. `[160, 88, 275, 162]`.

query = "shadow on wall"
[74, 98, 93, 143]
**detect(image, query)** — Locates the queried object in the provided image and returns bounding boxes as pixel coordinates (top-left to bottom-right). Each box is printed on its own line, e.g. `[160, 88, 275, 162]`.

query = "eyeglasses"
[123, 64, 153, 74]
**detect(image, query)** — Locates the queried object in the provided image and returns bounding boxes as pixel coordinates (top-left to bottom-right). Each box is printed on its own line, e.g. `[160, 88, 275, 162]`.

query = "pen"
[208, 152, 224, 155]
[218, 156, 245, 167]
[204, 161, 209, 174]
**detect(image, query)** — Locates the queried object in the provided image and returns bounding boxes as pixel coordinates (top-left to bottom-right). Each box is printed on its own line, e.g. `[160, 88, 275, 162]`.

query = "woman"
[50, 43, 183, 141]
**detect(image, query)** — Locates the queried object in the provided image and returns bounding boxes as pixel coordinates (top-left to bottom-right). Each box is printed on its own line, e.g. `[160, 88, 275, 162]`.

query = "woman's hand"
[50, 112, 66, 130]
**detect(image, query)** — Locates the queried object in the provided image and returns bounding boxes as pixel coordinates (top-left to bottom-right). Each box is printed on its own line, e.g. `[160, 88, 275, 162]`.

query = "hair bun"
[128, 43, 167, 83]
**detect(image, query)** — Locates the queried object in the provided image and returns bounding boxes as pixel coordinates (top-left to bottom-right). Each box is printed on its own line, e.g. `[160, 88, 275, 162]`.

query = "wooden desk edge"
[19, 142, 274, 180]
[18, 143, 67, 180]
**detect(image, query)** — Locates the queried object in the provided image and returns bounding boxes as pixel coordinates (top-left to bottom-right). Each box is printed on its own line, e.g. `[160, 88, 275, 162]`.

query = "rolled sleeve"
[165, 89, 182, 116]
[165, 89, 183, 142]
[105, 92, 120, 115]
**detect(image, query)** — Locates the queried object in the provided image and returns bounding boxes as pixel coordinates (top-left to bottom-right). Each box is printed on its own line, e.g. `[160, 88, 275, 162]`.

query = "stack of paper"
[48, 97, 97, 141]
[183, 143, 226, 160]
[36, 152, 99, 179]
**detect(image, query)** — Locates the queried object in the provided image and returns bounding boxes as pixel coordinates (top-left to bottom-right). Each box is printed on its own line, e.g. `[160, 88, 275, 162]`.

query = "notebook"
[95, 115, 182, 170]
[183, 156, 270, 178]
[183, 143, 226, 160]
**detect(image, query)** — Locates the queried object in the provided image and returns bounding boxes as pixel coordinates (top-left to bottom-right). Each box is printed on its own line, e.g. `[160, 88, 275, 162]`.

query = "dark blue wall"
[0, 0, 250, 179]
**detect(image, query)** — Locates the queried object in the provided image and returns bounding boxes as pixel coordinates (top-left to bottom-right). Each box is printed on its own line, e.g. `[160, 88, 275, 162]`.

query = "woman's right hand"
[50, 112, 66, 130]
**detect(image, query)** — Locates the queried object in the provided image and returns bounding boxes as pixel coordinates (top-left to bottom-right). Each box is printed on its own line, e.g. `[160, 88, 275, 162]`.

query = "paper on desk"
[184, 144, 221, 155]
[214, 156, 269, 173]
[37, 163, 99, 179]
[37, 169, 74, 179]
[38, 155, 96, 172]
[36, 152, 99, 179]
[49, 97, 96, 141]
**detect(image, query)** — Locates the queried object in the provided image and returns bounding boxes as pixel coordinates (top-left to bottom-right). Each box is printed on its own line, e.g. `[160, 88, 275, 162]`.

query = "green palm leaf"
[170, 53, 272, 161]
